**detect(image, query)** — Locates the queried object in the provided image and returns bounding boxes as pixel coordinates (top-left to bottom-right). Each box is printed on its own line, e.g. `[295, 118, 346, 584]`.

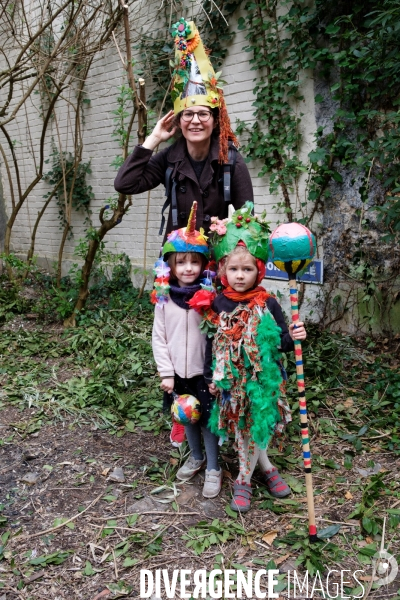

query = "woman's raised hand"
[143, 110, 177, 150]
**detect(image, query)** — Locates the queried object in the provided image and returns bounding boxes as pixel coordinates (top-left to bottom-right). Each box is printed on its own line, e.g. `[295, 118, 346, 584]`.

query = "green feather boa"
[247, 310, 282, 448]
[209, 310, 283, 448]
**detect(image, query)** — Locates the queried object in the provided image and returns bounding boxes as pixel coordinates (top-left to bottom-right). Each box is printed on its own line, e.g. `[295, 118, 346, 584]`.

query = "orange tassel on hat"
[218, 92, 239, 164]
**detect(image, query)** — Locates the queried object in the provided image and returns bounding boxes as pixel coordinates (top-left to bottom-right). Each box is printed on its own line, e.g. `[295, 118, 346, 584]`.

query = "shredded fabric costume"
[200, 291, 292, 482]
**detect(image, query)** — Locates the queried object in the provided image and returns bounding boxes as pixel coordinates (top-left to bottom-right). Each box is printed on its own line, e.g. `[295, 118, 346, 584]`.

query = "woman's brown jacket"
[114, 134, 253, 236]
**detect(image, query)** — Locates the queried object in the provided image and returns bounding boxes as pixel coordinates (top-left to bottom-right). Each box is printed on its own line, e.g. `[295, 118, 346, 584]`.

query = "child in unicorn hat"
[151, 201, 222, 498]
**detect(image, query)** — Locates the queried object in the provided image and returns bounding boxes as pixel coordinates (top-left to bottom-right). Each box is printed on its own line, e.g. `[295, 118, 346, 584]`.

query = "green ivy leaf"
[317, 524, 341, 539]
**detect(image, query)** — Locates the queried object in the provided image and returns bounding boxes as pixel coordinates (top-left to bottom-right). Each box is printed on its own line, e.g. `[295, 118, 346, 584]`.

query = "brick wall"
[0, 0, 321, 319]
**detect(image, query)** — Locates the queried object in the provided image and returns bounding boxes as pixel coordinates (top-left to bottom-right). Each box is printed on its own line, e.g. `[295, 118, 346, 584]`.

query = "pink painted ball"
[269, 222, 316, 275]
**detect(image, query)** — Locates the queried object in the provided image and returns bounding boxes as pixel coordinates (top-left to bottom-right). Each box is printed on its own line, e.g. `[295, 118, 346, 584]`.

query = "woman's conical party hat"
[170, 18, 238, 163]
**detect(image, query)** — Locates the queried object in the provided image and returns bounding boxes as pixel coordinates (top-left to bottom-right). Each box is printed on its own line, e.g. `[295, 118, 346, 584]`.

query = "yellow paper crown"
[170, 18, 221, 114]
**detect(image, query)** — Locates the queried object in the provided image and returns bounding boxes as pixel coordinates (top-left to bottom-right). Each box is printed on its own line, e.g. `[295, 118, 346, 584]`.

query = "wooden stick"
[289, 278, 318, 542]
[19, 491, 104, 540]
[92, 511, 200, 520]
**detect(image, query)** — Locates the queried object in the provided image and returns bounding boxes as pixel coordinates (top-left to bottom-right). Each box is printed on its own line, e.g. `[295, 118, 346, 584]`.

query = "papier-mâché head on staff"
[269, 222, 316, 277]
[269, 221, 318, 543]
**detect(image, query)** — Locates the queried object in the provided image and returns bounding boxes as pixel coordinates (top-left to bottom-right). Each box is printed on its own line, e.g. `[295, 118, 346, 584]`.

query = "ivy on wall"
[236, 0, 310, 221]
[43, 145, 94, 234]
[236, 0, 400, 236]
[233, 0, 400, 330]
[308, 0, 400, 240]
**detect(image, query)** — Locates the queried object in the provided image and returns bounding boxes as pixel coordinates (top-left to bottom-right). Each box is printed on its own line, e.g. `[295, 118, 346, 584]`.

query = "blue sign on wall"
[265, 259, 323, 285]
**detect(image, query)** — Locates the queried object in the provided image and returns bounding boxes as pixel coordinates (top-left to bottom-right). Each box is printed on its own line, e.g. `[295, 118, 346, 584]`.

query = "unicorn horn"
[186, 201, 198, 234]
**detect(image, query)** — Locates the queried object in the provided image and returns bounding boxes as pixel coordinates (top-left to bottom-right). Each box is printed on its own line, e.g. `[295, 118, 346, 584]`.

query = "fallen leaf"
[262, 530, 278, 546]
[283, 474, 304, 494]
[235, 547, 248, 561]
[275, 553, 291, 566]
[221, 454, 235, 464]
[90, 590, 111, 600]
[365, 536, 373, 544]
[345, 491, 353, 499]
[223, 469, 233, 480]
[246, 535, 256, 550]
[358, 575, 379, 582]
[317, 524, 341, 539]
[356, 463, 382, 477]
[344, 398, 354, 408]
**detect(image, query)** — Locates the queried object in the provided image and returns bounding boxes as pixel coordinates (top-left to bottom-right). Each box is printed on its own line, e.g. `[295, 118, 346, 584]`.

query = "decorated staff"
[269, 223, 318, 542]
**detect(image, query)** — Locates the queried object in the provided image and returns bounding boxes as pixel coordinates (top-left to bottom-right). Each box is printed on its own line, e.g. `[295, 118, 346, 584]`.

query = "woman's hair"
[167, 251, 208, 279]
[218, 245, 256, 278]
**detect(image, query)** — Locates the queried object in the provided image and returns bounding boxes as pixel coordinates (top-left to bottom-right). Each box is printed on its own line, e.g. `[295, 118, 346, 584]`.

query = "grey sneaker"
[202, 469, 222, 498]
[176, 455, 206, 481]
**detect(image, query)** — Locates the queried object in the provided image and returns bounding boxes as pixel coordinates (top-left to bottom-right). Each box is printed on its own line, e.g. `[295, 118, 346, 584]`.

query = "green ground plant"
[182, 519, 246, 555]
[1, 277, 400, 584]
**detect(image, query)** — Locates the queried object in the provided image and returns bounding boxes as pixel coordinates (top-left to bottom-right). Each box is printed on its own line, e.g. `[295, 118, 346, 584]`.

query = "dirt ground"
[1, 399, 399, 600]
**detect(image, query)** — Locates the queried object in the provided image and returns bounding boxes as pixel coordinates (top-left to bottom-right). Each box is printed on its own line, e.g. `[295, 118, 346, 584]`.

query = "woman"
[114, 18, 253, 236]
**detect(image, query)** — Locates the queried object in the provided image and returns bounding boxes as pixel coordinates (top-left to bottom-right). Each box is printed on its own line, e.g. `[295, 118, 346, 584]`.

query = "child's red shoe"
[230, 481, 252, 513]
[263, 467, 290, 498]
[170, 422, 186, 447]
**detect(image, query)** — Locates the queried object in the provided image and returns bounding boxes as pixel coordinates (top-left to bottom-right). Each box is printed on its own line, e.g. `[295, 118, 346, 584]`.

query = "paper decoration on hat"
[162, 201, 209, 258]
[170, 18, 238, 164]
[150, 257, 171, 308]
[171, 393, 201, 425]
[268, 222, 316, 278]
[171, 18, 220, 113]
[210, 201, 270, 263]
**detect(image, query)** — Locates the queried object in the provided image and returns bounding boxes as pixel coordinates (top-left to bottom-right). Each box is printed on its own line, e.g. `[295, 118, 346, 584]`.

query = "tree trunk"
[68, 4, 147, 322]
[56, 222, 71, 288]
[65, 195, 131, 326]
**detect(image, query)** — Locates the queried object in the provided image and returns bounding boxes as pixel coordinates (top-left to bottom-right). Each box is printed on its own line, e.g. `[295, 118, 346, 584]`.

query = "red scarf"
[222, 285, 271, 305]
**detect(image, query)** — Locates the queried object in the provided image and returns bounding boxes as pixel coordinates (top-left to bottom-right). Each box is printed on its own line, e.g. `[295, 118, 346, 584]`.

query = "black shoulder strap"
[159, 164, 178, 235]
[164, 165, 173, 197]
[223, 145, 238, 204]
[229, 144, 238, 178]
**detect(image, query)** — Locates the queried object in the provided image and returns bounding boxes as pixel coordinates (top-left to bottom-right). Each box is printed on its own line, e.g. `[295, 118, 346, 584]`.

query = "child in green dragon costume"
[188, 203, 307, 512]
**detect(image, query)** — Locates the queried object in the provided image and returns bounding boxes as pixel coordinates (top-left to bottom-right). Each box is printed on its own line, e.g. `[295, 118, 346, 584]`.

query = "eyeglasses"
[181, 110, 213, 123]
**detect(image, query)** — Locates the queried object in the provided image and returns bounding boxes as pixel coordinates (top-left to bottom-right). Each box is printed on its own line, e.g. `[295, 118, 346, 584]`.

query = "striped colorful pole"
[289, 278, 317, 542]
[269, 223, 318, 542]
